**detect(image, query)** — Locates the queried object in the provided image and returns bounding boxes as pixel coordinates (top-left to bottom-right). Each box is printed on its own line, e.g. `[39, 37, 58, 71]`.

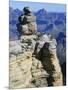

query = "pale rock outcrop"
[9, 52, 32, 89]
[20, 35, 38, 52]
[9, 34, 63, 88]
[9, 40, 23, 55]
[30, 57, 49, 87]
[35, 35, 63, 86]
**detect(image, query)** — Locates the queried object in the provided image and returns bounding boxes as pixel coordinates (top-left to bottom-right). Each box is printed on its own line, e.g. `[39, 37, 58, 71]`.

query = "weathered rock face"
[9, 52, 32, 88]
[35, 38, 63, 86]
[31, 57, 49, 87]
[9, 34, 63, 88]
[9, 40, 23, 55]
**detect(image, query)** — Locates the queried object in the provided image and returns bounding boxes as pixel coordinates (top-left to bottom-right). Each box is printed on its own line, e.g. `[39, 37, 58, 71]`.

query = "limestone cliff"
[9, 34, 63, 89]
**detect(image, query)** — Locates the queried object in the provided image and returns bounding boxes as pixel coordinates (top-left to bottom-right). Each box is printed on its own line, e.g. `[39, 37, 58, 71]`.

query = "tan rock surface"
[9, 34, 63, 88]
[9, 52, 32, 89]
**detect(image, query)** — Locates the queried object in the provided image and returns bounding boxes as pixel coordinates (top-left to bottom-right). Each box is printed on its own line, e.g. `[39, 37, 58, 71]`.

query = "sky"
[9, 1, 66, 12]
